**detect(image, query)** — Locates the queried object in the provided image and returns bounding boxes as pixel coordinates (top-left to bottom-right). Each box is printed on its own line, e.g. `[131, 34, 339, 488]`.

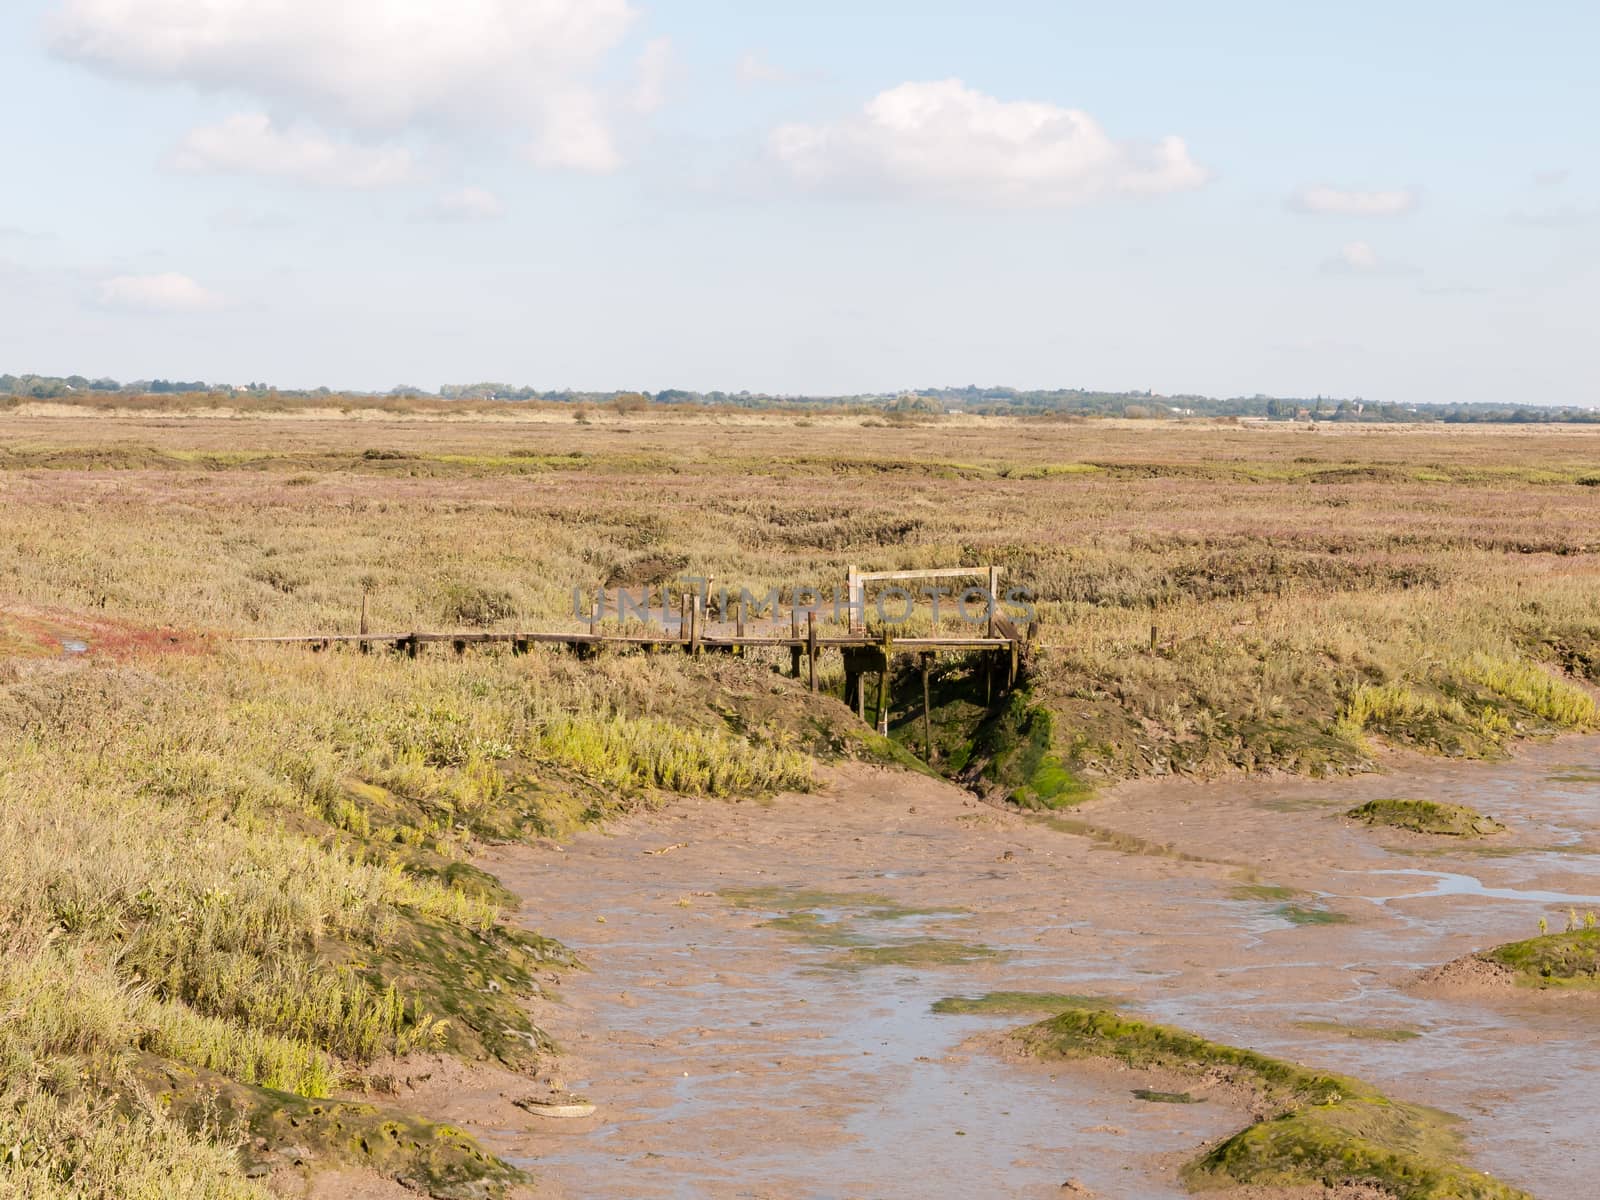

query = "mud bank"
[474, 740, 1600, 1198]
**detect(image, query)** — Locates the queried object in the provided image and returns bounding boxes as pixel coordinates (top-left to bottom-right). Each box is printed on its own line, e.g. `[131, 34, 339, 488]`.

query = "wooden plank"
[854, 566, 992, 583]
[238, 632, 1013, 651]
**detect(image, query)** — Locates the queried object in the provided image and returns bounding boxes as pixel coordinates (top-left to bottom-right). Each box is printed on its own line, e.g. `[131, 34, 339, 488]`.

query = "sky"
[1, 0, 1595, 403]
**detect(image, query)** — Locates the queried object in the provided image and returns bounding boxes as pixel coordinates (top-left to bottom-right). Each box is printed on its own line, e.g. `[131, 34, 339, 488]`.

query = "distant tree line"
[3, 372, 1597, 423]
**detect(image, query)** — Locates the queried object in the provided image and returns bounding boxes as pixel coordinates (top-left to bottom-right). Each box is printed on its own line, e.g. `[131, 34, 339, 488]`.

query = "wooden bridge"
[241, 566, 1030, 737]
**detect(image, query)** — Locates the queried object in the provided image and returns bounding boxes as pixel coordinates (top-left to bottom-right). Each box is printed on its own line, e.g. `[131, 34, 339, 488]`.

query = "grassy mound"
[1014, 1008, 1530, 1200]
[1482, 929, 1600, 987]
[1348, 798, 1506, 836]
[0, 647, 876, 1196]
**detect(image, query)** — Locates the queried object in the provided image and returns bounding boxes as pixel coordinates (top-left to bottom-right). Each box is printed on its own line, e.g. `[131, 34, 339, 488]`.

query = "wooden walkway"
[240, 566, 1030, 737]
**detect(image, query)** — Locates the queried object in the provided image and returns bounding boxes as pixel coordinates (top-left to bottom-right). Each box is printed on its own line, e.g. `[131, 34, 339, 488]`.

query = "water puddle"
[1364, 868, 1600, 907]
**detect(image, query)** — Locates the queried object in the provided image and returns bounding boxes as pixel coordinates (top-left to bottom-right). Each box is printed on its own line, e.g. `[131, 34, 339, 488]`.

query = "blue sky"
[1, 1, 1595, 402]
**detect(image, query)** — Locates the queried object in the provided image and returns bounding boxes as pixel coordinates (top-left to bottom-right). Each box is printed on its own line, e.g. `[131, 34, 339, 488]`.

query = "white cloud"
[172, 114, 417, 188]
[1289, 185, 1416, 216]
[631, 37, 672, 115]
[768, 79, 1207, 206]
[525, 90, 622, 171]
[425, 187, 505, 222]
[1321, 240, 1415, 277]
[1337, 240, 1379, 270]
[95, 272, 222, 313]
[737, 51, 799, 86]
[51, 0, 640, 167]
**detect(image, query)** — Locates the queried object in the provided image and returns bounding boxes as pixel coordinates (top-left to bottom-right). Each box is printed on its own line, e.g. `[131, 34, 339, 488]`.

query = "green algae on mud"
[1348, 798, 1507, 837]
[1482, 929, 1600, 987]
[1292, 1019, 1422, 1042]
[1132, 1088, 1202, 1103]
[1012, 1008, 1532, 1200]
[1228, 883, 1303, 902]
[931, 991, 1121, 1016]
[724, 887, 992, 969]
[1275, 903, 1352, 926]
[822, 938, 1004, 970]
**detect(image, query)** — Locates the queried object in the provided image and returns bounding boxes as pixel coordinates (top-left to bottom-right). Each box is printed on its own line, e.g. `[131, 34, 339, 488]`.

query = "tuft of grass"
[1015, 1008, 1531, 1200]
[1481, 929, 1600, 987]
[1347, 797, 1506, 836]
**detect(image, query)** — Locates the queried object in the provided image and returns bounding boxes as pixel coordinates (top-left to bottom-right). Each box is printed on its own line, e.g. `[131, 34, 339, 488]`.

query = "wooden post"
[847, 564, 862, 635]
[790, 603, 802, 676]
[736, 600, 745, 641]
[807, 610, 818, 693]
[590, 587, 601, 636]
[689, 594, 702, 655]
[359, 590, 370, 654]
[921, 653, 934, 763]
[680, 592, 690, 644]
[987, 565, 1000, 638]
[876, 635, 893, 736]
[1150, 624, 1158, 651]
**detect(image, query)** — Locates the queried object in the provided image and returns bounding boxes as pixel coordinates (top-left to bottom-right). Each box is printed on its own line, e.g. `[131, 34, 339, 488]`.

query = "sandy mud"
[472, 740, 1600, 1198]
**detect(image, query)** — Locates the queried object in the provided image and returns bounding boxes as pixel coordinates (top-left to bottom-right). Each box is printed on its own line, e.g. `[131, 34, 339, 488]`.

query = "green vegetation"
[1132, 1088, 1201, 1103]
[0, 643, 867, 1196]
[6, 407, 1600, 1192]
[931, 992, 1120, 1016]
[1276, 903, 1352, 926]
[1228, 883, 1302, 901]
[823, 939, 1003, 970]
[1292, 1020, 1422, 1042]
[722, 887, 989, 968]
[1482, 929, 1600, 987]
[1015, 1009, 1531, 1199]
[1348, 798, 1507, 836]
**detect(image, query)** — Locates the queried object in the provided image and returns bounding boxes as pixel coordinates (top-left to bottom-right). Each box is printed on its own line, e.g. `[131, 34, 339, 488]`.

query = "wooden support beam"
[875, 634, 893, 736]
[807, 610, 818, 693]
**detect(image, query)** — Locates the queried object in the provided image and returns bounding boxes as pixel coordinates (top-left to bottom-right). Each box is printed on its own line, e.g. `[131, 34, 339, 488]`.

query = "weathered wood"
[806, 610, 818, 693]
[921, 652, 933, 763]
[854, 566, 999, 584]
[241, 631, 1016, 652]
[875, 634, 893, 735]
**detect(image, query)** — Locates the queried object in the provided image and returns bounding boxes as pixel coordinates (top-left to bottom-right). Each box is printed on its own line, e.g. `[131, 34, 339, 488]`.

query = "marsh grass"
[4, 411, 1600, 1191]
[0, 641, 838, 1196]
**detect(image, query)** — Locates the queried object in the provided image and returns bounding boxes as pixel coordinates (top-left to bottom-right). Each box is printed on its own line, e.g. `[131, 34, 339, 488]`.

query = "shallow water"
[492, 740, 1600, 1198]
